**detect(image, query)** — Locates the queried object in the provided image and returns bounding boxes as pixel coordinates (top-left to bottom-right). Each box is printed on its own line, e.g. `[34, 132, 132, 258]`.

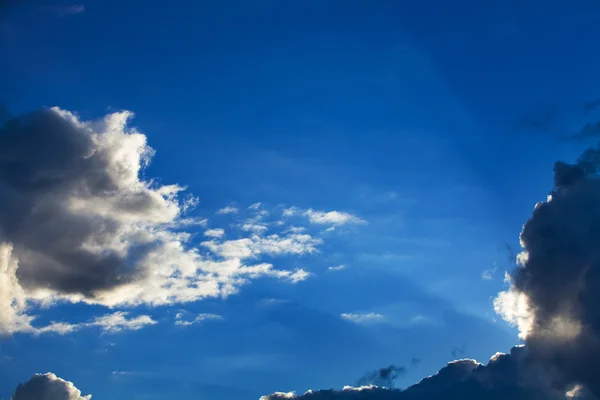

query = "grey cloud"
[11, 372, 91, 400]
[356, 365, 406, 388]
[0, 108, 323, 335]
[261, 348, 554, 400]
[264, 117, 600, 400]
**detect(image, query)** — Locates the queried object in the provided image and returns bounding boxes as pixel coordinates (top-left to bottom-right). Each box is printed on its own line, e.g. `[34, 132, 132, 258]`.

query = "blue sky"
[1, 1, 599, 399]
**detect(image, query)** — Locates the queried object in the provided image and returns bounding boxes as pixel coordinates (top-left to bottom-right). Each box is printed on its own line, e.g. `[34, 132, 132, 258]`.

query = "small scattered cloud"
[175, 312, 223, 327]
[204, 228, 225, 238]
[328, 264, 346, 271]
[481, 264, 498, 280]
[283, 207, 367, 227]
[216, 206, 239, 215]
[240, 223, 268, 234]
[340, 312, 385, 324]
[248, 202, 262, 209]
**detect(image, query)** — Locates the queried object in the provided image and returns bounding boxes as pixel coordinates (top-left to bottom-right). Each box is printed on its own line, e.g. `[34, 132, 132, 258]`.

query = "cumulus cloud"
[283, 207, 366, 226]
[216, 206, 239, 215]
[0, 108, 333, 335]
[340, 312, 385, 324]
[175, 312, 222, 327]
[11, 372, 91, 400]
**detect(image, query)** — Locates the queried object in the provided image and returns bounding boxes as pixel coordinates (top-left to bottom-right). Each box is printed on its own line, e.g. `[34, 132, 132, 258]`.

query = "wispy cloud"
[216, 206, 239, 215]
[33, 312, 157, 335]
[340, 312, 385, 324]
[283, 207, 366, 226]
[328, 264, 346, 271]
[175, 312, 223, 327]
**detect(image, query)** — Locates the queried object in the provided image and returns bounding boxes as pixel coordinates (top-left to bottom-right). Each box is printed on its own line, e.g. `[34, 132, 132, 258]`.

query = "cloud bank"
[0, 107, 354, 335]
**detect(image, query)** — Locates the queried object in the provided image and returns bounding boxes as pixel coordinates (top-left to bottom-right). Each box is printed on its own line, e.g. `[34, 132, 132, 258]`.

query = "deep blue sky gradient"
[1, 1, 599, 399]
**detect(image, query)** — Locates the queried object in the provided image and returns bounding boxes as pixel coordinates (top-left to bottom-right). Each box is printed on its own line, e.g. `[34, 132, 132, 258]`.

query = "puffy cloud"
[492, 144, 600, 396]
[328, 264, 346, 271]
[11, 372, 91, 400]
[216, 206, 239, 215]
[0, 108, 331, 335]
[283, 208, 366, 226]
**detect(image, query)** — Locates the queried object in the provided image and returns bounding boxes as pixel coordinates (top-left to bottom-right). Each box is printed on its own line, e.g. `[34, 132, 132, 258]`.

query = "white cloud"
[0, 108, 356, 336]
[240, 223, 268, 234]
[248, 202, 262, 209]
[175, 312, 223, 327]
[32, 312, 157, 335]
[283, 207, 366, 226]
[328, 264, 346, 271]
[216, 206, 239, 215]
[204, 228, 225, 238]
[340, 312, 385, 324]
[11, 372, 91, 400]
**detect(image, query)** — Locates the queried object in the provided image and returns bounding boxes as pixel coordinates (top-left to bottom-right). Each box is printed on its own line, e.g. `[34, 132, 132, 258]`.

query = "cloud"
[248, 202, 262, 209]
[356, 365, 406, 388]
[0, 108, 331, 335]
[204, 228, 225, 238]
[11, 372, 91, 400]
[32, 311, 156, 335]
[261, 348, 557, 400]
[240, 223, 268, 234]
[175, 312, 223, 327]
[216, 206, 239, 215]
[283, 207, 366, 226]
[262, 116, 600, 400]
[340, 312, 385, 324]
[328, 264, 346, 271]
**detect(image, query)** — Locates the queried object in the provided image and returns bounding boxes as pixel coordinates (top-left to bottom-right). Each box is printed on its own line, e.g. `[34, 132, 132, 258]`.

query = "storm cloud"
[263, 118, 600, 399]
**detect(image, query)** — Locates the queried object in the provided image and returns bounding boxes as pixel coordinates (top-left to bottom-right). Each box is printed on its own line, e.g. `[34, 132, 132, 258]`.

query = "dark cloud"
[584, 99, 600, 114]
[409, 358, 420, 368]
[502, 139, 600, 397]
[356, 365, 406, 388]
[11, 372, 91, 400]
[261, 348, 555, 400]
[264, 114, 600, 400]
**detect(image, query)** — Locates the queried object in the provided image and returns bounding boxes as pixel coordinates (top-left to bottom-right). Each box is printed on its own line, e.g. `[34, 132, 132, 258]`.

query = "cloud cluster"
[0, 108, 340, 335]
[11, 373, 91, 400]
